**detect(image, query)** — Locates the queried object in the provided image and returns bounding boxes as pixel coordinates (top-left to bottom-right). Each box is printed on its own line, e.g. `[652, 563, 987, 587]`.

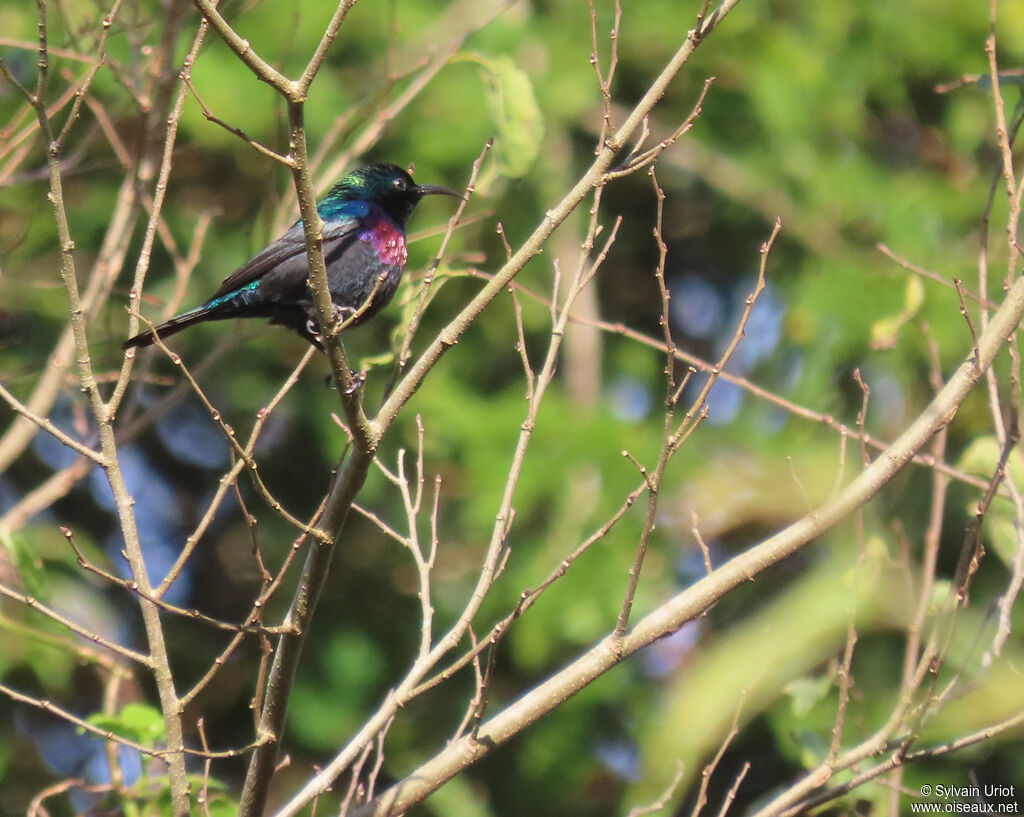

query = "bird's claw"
[343, 370, 366, 395]
[333, 304, 357, 326]
[306, 319, 322, 345]
[322, 368, 367, 392]
[307, 305, 359, 346]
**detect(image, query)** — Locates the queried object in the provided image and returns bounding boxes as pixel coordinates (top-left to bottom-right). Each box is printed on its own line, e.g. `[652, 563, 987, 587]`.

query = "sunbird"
[123, 163, 459, 350]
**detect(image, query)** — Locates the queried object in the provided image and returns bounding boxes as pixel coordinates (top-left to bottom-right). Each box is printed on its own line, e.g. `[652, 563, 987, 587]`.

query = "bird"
[123, 162, 460, 351]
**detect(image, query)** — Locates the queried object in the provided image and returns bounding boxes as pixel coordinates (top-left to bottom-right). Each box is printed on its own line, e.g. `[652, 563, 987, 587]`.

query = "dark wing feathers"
[211, 217, 363, 300]
[210, 223, 306, 299]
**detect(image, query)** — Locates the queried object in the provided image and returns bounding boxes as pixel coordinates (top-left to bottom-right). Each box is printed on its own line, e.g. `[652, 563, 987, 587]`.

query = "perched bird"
[123, 162, 459, 350]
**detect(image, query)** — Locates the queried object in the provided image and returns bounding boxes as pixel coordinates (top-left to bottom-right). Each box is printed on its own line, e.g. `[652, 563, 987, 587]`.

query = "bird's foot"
[343, 369, 367, 395]
[322, 368, 367, 392]
[306, 306, 358, 343]
[306, 318, 324, 346]
[333, 304, 357, 327]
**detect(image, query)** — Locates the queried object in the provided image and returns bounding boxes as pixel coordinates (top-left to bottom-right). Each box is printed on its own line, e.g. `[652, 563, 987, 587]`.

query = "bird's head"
[328, 162, 460, 226]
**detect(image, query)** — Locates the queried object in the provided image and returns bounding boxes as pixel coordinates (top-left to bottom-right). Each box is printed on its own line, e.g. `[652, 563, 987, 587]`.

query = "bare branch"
[352, 216, 1024, 817]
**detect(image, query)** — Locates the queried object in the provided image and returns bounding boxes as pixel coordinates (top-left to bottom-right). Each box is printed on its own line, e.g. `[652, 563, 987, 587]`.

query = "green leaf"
[782, 674, 833, 718]
[202, 797, 238, 817]
[458, 52, 544, 192]
[869, 275, 924, 350]
[0, 530, 49, 601]
[87, 703, 166, 747]
[955, 436, 1024, 568]
[975, 71, 1024, 92]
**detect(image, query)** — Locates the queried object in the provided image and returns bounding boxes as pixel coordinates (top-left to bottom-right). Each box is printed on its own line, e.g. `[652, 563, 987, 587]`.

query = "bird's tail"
[122, 305, 216, 350]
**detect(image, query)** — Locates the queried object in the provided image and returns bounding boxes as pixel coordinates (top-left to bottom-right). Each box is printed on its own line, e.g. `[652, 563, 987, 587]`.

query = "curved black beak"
[416, 184, 462, 199]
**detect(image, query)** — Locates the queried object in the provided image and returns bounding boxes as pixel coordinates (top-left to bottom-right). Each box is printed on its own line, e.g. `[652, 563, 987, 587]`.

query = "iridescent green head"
[325, 162, 460, 226]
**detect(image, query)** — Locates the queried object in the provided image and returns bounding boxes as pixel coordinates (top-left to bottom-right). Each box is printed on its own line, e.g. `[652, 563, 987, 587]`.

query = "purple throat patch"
[360, 219, 408, 267]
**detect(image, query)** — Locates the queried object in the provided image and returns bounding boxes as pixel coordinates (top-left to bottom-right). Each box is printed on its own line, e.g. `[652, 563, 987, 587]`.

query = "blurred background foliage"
[2, 0, 1024, 814]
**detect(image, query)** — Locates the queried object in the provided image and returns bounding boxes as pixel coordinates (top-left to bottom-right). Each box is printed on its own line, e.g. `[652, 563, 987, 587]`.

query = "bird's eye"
[393, 177, 405, 189]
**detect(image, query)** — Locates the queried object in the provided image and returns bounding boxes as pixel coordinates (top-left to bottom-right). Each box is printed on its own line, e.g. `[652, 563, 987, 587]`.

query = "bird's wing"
[210, 217, 362, 299]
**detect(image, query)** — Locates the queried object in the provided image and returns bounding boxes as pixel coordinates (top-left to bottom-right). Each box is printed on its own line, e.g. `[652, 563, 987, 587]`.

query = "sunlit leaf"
[457, 52, 544, 192]
[87, 703, 166, 747]
[869, 275, 925, 350]
[0, 531, 48, 601]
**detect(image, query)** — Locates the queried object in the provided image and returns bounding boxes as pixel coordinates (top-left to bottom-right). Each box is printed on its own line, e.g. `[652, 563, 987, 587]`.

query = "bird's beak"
[416, 184, 462, 199]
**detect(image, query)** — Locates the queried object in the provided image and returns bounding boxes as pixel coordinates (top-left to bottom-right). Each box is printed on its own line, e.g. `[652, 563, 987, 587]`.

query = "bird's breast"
[358, 219, 408, 268]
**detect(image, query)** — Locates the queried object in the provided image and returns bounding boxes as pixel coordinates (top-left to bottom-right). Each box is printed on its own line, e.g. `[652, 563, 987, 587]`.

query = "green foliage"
[87, 703, 166, 747]
[290, 629, 388, 749]
[1, 530, 48, 601]
[958, 436, 1024, 567]
[457, 52, 544, 191]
